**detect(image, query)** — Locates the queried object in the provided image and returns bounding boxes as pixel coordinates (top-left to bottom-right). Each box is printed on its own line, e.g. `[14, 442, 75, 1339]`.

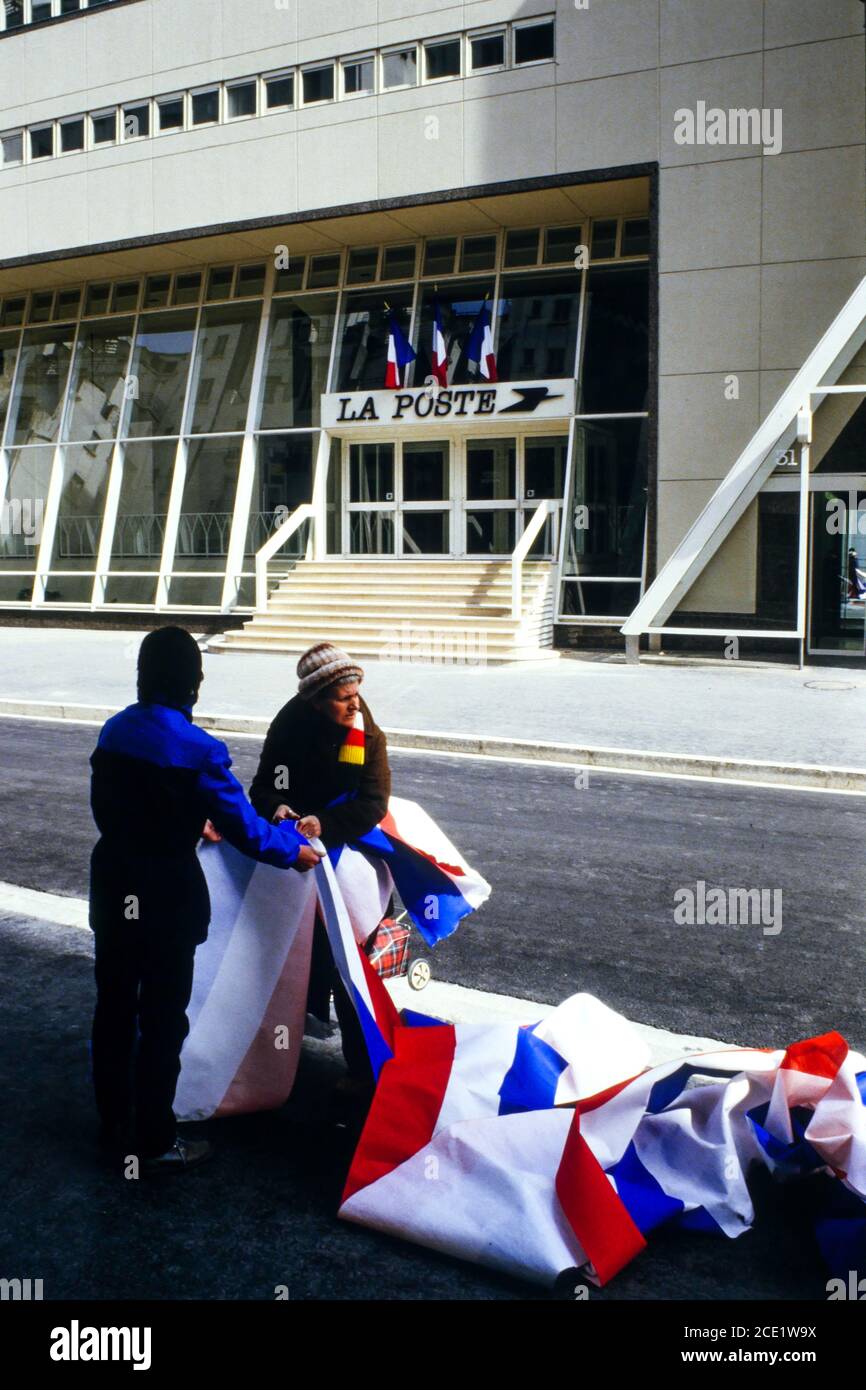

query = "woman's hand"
[294, 843, 325, 873]
[272, 804, 298, 822]
[201, 819, 223, 843]
[296, 814, 322, 839]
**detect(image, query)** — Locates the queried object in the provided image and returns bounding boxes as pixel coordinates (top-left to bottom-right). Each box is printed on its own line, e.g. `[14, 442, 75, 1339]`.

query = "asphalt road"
[0, 715, 864, 1303]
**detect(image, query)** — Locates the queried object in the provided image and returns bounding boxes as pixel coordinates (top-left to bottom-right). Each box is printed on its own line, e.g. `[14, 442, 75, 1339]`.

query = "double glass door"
[809, 487, 866, 655]
[341, 433, 567, 557]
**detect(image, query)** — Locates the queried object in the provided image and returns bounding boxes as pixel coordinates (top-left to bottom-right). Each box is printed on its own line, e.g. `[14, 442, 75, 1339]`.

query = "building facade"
[0, 0, 864, 661]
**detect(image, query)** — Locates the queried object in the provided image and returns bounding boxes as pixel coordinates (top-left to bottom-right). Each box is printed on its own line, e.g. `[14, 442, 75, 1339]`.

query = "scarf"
[337, 708, 365, 767]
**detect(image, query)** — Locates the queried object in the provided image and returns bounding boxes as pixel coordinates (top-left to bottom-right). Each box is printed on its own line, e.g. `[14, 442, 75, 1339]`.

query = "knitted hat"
[297, 642, 364, 701]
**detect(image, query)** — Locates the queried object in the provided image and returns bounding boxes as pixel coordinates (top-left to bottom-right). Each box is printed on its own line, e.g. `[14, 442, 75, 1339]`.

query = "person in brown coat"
[249, 643, 391, 1084]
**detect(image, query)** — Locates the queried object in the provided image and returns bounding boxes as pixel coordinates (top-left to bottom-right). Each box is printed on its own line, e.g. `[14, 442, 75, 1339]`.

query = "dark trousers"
[91, 922, 197, 1158]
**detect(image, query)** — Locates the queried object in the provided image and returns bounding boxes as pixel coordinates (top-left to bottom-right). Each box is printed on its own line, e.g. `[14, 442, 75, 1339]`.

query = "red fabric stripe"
[781, 1031, 848, 1078]
[555, 1107, 647, 1286]
[341, 1024, 455, 1203]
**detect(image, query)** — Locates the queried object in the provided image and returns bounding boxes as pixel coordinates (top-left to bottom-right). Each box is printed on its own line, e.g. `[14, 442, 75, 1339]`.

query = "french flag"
[466, 298, 497, 382]
[385, 309, 416, 388]
[431, 297, 448, 387]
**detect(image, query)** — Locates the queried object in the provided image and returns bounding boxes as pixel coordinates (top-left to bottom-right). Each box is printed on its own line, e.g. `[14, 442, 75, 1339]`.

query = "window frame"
[263, 67, 295, 113]
[0, 130, 24, 166]
[341, 52, 376, 100]
[380, 43, 419, 92]
[190, 84, 221, 129]
[466, 26, 506, 75]
[300, 61, 336, 107]
[422, 34, 463, 85]
[225, 77, 259, 122]
[512, 15, 556, 68]
[58, 113, 86, 156]
[29, 121, 55, 161]
[155, 92, 187, 136]
[121, 101, 151, 142]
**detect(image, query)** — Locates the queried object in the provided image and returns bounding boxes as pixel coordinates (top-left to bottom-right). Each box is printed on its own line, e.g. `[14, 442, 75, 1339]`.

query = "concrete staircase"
[212, 559, 559, 663]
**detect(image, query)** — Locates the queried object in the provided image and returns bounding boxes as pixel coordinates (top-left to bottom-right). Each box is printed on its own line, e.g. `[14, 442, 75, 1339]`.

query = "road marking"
[0, 711, 863, 797]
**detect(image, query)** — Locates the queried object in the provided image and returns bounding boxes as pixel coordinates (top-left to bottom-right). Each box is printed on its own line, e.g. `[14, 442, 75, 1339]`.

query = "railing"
[255, 503, 316, 612]
[511, 500, 556, 620]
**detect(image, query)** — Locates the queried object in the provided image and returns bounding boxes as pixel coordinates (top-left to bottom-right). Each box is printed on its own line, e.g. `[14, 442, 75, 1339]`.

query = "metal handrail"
[255, 503, 315, 611]
[512, 499, 555, 620]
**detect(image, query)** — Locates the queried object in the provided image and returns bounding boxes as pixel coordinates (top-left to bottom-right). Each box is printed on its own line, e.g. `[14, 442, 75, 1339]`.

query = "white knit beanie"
[297, 642, 364, 700]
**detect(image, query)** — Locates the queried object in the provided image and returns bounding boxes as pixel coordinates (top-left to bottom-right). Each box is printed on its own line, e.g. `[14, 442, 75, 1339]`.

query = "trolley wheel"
[407, 957, 432, 991]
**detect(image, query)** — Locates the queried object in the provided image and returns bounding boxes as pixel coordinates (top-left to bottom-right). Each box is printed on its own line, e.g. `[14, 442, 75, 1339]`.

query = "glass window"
[382, 47, 417, 89]
[84, 284, 110, 316]
[423, 238, 457, 277]
[191, 89, 219, 125]
[382, 245, 416, 280]
[302, 65, 334, 104]
[157, 96, 184, 132]
[123, 104, 150, 140]
[172, 272, 201, 305]
[0, 298, 26, 327]
[466, 509, 515, 555]
[48, 441, 114, 579]
[30, 126, 54, 160]
[580, 265, 649, 413]
[504, 229, 539, 268]
[350, 443, 394, 504]
[560, 581, 641, 618]
[54, 288, 81, 320]
[64, 317, 134, 443]
[424, 38, 461, 81]
[125, 309, 197, 438]
[514, 18, 555, 65]
[460, 236, 496, 272]
[544, 225, 582, 264]
[563, 419, 648, 578]
[1, 132, 23, 166]
[497, 270, 581, 381]
[467, 438, 515, 500]
[403, 440, 448, 501]
[275, 258, 305, 292]
[7, 323, 75, 446]
[344, 57, 374, 96]
[207, 267, 234, 301]
[4, 2, 23, 28]
[91, 111, 117, 145]
[307, 254, 341, 289]
[346, 247, 379, 285]
[60, 0, 80, 12]
[0, 448, 54, 590]
[188, 301, 261, 433]
[59, 118, 84, 153]
[350, 511, 394, 555]
[32, 3, 53, 23]
[816, 397, 866, 473]
[336, 288, 414, 393]
[259, 294, 336, 430]
[265, 73, 294, 109]
[227, 82, 257, 118]
[111, 282, 139, 313]
[174, 437, 243, 573]
[247, 434, 314, 558]
[756, 492, 798, 625]
[235, 264, 265, 298]
[0, 330, 21, 441]
[470, 33, 505, 71]
[143, 274, 170, 308]
[621, 218, 650, 257]
[402, 511, 448, 556]
[30, 292, 54, 324]
[109, 438, 177, 579]
[591, 219, 618, 259]
[414, 278, 496, 388]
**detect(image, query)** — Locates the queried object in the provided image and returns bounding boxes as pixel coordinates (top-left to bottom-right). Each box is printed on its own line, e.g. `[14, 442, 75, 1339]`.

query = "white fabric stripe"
[315, 853, 376, 1018]
[174, 842, 316, 1120]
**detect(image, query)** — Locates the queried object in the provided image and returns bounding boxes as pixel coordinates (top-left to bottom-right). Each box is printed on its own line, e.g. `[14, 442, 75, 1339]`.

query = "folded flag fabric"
[340, 1011, 866, 1289]
[431, 296, 448, 387]
[384, 310, 417, 388]
[465, 298, 497, 382]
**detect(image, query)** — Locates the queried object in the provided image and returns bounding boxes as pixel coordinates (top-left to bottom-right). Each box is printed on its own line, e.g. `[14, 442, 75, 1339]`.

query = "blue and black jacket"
[89, 701, 307, 944]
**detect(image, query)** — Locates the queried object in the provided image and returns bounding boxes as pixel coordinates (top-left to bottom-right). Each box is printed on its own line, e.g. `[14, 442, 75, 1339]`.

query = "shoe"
[141, 1137, 214, 1175]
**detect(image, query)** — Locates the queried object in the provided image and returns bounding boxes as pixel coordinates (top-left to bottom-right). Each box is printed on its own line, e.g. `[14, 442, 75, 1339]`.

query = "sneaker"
[142, 1137, 214, 1175]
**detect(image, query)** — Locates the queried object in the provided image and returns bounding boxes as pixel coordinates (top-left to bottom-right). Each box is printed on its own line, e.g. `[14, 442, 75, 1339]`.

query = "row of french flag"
[385, 297, 497, 388]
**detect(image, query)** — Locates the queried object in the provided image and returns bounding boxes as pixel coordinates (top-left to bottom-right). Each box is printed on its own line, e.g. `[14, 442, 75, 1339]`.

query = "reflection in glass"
[524, 435, 568, 555]
[403, 441, 448, 500]
[259, 295, 336, 429]
[337, 289, 413, 393]
[350, 512, 394, 554]
[125, 310, 197, 438]
[49, 442, 114, 576]
[810, 491, 866, 653]
[110, 440, 177, 574]
[247, 434, 314, 556]
[0, 447, 54, 581]
[467, 438, 515, 500]
[350, 443, 394, 503]
[580, 265, 649, 413]
[189, 302, 260, 433]
[415, 280, 494, 387]
[64, 317, 134, 443]
[560, 581, 641, 618]
[497, 271, 581, 381]
[402, 512, 448, 554]
[175, 438, 242, 571]
[756, 492, 798, 625]
[7, 324, 75, 445]
[326, 437, 342, 555]
[563, 420, 647, 578]
[0, 331, 20, 442]
[466, 510, 515, 555]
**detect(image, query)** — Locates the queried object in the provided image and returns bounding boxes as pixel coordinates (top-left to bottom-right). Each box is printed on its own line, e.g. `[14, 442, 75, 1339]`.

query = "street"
[0, 715, 863, 1302]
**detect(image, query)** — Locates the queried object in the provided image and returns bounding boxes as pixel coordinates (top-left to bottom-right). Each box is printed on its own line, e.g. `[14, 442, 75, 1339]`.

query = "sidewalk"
[0, 627, 863, 777]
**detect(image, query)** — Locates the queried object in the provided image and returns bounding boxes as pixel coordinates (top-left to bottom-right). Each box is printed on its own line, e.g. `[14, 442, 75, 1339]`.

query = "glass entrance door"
[809, 488, 866, 655]
[343, 439, 452, 555]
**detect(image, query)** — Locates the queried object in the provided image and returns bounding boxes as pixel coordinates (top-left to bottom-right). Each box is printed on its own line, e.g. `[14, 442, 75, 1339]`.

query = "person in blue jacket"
[89, 625, 322, 1174]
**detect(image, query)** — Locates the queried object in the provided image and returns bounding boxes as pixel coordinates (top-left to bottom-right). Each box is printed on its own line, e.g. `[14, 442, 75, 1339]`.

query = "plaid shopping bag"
[365, 918, 410, 980]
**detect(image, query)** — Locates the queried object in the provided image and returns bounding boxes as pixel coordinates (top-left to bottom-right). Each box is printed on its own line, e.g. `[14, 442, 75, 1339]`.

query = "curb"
[1, 697, 864, 793]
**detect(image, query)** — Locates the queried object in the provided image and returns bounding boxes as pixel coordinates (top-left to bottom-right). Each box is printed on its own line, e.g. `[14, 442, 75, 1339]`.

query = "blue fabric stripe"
[498, 1026, 567, 1116]
[355, 831, 470, 947]
[607, 1141, 685, 1235]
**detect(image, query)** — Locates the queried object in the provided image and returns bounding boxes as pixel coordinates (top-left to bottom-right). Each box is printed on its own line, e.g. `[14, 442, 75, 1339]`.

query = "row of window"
[0, 219, 650, 329]
[0, 0, 121, 32]
[0, 16, 555, 168]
